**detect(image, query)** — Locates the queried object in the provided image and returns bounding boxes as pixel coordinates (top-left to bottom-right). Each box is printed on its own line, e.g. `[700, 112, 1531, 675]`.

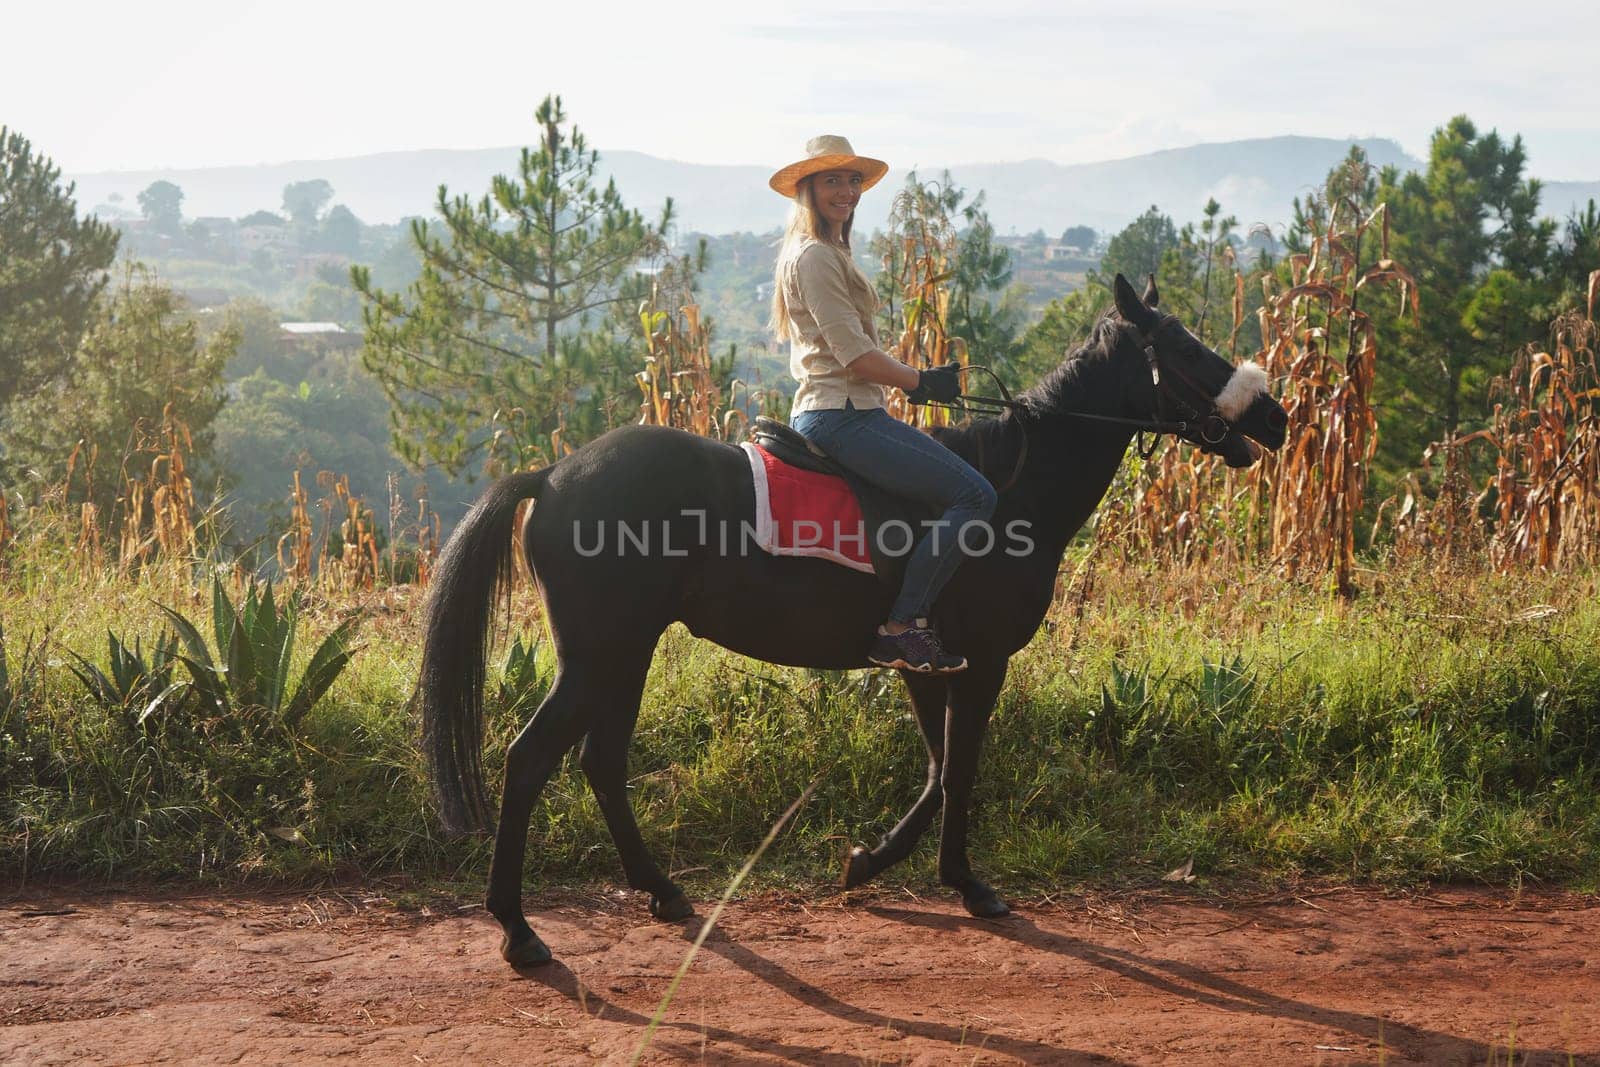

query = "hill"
[66, 136, 1600, 237]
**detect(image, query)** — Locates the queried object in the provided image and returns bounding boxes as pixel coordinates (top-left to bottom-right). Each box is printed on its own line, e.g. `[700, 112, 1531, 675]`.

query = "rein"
[926, 364, 1031, 493]
[931, 318, 1240, 481]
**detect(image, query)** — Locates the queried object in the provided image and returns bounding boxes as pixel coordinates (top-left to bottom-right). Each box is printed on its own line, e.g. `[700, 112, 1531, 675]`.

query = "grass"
[3, 550, 1600, 896]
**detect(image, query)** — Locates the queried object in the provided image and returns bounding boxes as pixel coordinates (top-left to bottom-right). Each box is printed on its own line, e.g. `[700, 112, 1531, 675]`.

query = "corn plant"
[1480, 312, 1600, 568]
[873, 175, 962, 431]
[634, 264, 762, 441]
[1255, 190, 1415, 595]
[1393, 296, 1600, 569]
[384, 474, 441, 587]
[1386, 433, 1490, 561]
[157, 577, 359, 727]
[276, 470, 314, 583]
[324, 474, 381, 592]
[116, 407, 198, 572]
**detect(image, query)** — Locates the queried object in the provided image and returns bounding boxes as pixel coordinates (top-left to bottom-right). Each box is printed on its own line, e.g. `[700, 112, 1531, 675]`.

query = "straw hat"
[768, 135, 889, 198]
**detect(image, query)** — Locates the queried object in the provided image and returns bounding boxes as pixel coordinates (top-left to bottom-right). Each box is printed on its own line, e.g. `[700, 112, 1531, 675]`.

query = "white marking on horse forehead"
[1215, 362, 1269, 420]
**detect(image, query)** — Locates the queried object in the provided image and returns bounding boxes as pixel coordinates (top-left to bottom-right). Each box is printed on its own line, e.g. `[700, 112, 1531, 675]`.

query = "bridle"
[936, 315, 1241, 490]
[1048, 315, 1238, 460]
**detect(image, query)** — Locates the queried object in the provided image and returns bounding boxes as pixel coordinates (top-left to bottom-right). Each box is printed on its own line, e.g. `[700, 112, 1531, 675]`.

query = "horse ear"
[1113, 273, 1157, 331]
[1142, 273, 1160, 309]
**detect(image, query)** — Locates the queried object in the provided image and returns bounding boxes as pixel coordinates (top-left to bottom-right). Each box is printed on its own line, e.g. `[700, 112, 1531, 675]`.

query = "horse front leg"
[938, 658, 1011, 918]
[842, 672, 948, 888]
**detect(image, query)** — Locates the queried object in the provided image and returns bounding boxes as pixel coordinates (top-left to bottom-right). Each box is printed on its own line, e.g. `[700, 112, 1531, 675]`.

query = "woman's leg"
[806, 408, 997, 624]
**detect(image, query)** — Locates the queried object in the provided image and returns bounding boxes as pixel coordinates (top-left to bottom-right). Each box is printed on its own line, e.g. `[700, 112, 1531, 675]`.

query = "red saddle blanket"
[740, 442, 874, 573]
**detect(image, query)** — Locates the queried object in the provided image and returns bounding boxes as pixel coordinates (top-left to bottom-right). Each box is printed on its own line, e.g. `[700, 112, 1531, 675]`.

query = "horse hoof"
[501, 929, 553, 968]
[842, 846, 875, 889]
[962, 888, 1012, 919]
[649, 891, 695, 922]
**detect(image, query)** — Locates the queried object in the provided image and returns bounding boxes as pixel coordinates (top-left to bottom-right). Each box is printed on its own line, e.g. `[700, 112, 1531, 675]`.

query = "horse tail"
[419, 467, 549, 835]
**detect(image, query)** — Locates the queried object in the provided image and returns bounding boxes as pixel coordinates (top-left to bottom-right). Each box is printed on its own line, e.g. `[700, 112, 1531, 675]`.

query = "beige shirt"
[779, 239, 888, 413]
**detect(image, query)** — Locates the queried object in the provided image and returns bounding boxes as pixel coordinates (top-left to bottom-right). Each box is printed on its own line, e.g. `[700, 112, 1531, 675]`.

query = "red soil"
[3, 885, 1596, 1064]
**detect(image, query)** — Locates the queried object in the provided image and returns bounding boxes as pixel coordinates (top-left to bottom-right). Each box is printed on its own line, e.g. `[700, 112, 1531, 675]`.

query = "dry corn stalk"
[1385, 432, 1488, 561]
[313, 474, 381, 592]
[276, 470, 314, 583]
[77, 500, 103, 575]
[1253, 195, 1415, 595]
[877, 178, 961, 431]
[637, 299, 734, 439]
[113, 407, 198, 571]
[1089, 173, 1414, 593]
[148, 409, 197, 561]
[1476, 313, 1600, 568]
[412, 491, 441, 587]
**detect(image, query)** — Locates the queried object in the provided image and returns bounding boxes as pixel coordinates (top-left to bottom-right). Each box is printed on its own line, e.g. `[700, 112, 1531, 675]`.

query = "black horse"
[419, 274, 1288, 967]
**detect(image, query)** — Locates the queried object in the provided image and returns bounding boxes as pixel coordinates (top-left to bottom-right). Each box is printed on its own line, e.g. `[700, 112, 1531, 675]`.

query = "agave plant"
[65, 629, 182, 727]
[494, 632, 548, 719]
[158, 577, 359, 727]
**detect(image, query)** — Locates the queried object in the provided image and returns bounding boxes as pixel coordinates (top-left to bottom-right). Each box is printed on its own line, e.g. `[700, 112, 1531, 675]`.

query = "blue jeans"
[792, 403, 998, 623]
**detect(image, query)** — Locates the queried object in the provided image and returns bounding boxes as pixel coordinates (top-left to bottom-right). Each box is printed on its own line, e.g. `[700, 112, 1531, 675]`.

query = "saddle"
[748, 416, 941, 588]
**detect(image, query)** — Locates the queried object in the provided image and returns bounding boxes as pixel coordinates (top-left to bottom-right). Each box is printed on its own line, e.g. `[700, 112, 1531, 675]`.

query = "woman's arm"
[845, 348, 920, 392]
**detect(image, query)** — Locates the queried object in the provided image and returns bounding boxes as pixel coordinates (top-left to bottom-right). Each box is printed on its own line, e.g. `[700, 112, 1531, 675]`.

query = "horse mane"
[935, 313, 1133, 481]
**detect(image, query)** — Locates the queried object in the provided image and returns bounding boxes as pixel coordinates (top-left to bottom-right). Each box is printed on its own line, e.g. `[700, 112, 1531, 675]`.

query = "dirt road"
[3, 885, 1595, 1064]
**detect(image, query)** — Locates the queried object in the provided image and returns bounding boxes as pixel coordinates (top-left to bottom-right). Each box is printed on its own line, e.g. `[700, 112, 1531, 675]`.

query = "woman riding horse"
[419, 261, 1289, 968]
[770, 135, 992, 674]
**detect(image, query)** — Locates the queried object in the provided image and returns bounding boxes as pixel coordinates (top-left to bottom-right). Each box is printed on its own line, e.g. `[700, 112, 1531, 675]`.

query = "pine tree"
[0, 127, 120, 426]
[353, 96, 670, 475]
[1374, 116, 1556, 469]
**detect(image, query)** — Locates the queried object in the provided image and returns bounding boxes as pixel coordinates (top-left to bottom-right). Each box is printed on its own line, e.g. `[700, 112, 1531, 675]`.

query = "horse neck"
[1004, 333, 1143, 550]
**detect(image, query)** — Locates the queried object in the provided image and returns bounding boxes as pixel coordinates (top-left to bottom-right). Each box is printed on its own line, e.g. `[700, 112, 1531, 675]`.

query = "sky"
[8, 0, 1599, 180]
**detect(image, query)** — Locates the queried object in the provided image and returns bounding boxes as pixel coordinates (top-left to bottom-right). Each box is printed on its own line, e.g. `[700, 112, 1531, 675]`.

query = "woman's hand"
[906, 364, 962, 405]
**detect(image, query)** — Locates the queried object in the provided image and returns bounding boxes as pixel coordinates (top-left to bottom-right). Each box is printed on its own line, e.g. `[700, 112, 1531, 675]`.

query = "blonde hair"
[769, 177, 873, 343]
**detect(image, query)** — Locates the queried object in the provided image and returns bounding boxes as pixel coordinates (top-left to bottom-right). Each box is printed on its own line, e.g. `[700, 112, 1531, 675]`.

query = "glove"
[906, 364, 962, 405]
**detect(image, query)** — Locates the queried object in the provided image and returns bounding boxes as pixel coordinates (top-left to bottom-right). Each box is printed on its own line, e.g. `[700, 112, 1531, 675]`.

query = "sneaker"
[867, 620, 968, 673]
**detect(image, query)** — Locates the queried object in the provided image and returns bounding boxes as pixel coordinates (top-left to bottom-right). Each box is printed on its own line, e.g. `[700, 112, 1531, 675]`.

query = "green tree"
[1061, 225, 1097, 250]
[950, 189, 1027, 370]
[282, 179, 334, 227]
[354, 95, 670, 474]
[1011, 285, 1112, 387]
[5, 267, 237, 518]
[1551, 199, 1600, 307]
[317, 204, 361, 256]
[137, 180, 184, 235]
[1152, 198, 1249, 351]
[1374, 116, 1557, 469]
[0, 127, 120, 435]
[1097, 205, 1178, 285]
[301, 279, 360, 322]
[216, 297, 295, 380]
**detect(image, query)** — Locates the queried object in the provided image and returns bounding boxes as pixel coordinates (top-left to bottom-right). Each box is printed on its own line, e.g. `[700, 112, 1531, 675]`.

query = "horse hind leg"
[485, 658, 601, 968]
[843, 672, 948, 888]
[579, 695, 693, 922]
